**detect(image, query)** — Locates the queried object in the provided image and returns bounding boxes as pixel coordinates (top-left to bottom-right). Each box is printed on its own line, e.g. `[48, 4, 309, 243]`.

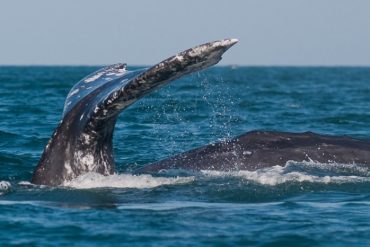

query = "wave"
[1, 161, 367, 192]
[0, 181, 11, 195]
[62, 172, 195, 189]
[60, 161, 370, 189]
[201, 161, 370, 186]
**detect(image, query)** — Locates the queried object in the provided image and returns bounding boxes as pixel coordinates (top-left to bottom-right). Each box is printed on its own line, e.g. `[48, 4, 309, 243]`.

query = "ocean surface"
[1, 66, 370, 246]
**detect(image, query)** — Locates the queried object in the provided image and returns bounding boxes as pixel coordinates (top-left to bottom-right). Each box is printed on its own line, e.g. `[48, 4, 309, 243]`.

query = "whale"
[134, 130, 370, 174]
[32, 39, 238, 186]
[32, 38, 370, 186]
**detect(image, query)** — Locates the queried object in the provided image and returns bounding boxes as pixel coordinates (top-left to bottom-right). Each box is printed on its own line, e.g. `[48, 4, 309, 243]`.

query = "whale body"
[32, 39, 370, 186]
[135, 131, 370, 174]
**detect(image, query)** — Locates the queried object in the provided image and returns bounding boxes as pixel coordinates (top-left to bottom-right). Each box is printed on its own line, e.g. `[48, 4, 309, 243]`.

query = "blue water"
[1, 66, 370, 246]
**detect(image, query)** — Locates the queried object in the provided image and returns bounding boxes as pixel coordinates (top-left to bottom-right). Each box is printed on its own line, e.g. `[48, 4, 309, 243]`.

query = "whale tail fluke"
[32, 39, 238, 186]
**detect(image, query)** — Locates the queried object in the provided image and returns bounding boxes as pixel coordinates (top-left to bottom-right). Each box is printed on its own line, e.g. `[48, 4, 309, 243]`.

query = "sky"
[0, 0, 369, 66]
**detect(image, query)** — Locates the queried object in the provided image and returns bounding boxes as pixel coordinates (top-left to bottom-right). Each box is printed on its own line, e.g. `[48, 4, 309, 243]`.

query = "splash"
[62, 161, 370, 189]
[63, 172, 194, 189]
[0, 181, 11, 195]
[201, 161, 370, 186]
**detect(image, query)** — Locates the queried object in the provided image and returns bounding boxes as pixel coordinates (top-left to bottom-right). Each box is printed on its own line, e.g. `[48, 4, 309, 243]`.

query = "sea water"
[1, 66, 370, 246]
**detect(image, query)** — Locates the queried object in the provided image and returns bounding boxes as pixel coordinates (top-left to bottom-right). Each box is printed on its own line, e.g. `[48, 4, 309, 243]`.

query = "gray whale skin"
[31, 39, 370, 186]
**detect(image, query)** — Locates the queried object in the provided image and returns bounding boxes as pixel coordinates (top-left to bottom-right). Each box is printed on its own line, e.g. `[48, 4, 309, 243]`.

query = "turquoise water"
[1, 66, 370, 246]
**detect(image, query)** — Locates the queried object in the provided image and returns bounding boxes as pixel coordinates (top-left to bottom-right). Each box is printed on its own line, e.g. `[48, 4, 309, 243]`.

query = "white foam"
[0, 181, 11, 193]
[117, 201, 259, 211]
[201, 161, 370, 186]
[0, 200, 40, 205]
[18, 181, 34, 187]
[63, 172, 194, 189]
